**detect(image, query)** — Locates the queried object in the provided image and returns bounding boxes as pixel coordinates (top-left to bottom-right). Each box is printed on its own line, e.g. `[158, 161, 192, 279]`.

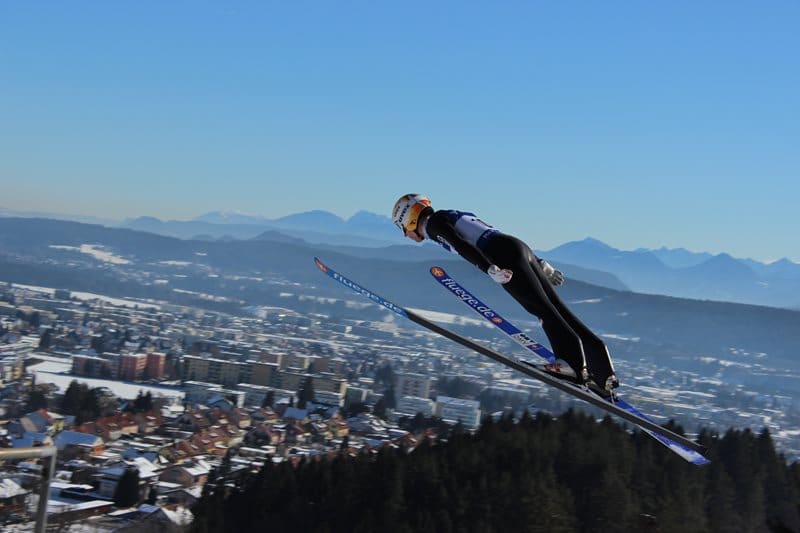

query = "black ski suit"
[424, 209, 615, 387]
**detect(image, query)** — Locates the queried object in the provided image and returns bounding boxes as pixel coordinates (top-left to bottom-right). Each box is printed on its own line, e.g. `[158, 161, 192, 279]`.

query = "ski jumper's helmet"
[392, 194, 433, 235]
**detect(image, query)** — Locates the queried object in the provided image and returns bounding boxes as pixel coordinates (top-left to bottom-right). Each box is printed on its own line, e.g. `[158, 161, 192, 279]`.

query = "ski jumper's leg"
[482, 234, 588, 378]
[528, 255, 617, 387]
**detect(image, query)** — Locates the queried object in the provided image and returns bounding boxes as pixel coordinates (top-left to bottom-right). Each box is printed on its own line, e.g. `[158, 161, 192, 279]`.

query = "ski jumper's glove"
[487, 264, 513, 284]
[538, 259, 565, 286]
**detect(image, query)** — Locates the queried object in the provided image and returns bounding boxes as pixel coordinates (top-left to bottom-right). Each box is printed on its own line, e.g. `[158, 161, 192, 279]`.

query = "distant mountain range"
[137, 210, 800, 309]
[2, 207, 798, 308]
[0, 206, 117, 227]
[1, 217, 798, 377]
[122, 210, 407, 247]
[543, 237, 800, 309]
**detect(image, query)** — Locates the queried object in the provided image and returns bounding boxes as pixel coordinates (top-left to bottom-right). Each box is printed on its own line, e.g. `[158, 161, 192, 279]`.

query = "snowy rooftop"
[0, 478, 29, 498]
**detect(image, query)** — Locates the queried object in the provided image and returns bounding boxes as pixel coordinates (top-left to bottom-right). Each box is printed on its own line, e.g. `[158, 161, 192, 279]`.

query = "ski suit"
[424, 209, 615, 387]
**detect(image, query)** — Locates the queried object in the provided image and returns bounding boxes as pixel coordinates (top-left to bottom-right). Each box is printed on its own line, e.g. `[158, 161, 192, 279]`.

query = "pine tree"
[375, 362, 395, 389]
[518, 468, 576, 533]
[38, 328, 52, 350]
[188, 413, 800, 533]
[755, 428, 800, 531]
[261, 390, 275, 408]
[132, 390, 154, 412]
[61, 380, 91, 422]
[373, 397, 388, 420]
[585, 468, 637, 531]
[26, 389, 48, 412]
[146, 485, 158, 505]
[298, 374, 315, 409]
[705, 463, 742, 532]
[114, 467, 140, 508]
[718, 428, 767, 530]
[384, 385, 397, 409]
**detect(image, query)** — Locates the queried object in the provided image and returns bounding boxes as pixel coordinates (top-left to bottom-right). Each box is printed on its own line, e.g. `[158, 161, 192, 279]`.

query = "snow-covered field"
[601, 333, 641, 342]
[11, 283, 160, 310]
[27, 356, 184, 400]
[49, 244, 130, 264]
[410, 308, 487, 327]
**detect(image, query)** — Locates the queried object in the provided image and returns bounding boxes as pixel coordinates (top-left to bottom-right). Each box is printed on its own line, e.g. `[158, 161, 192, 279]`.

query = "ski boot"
[541, 359, 589, 386]
[605, 374, 620, 391]
[586, 373, 620, 400]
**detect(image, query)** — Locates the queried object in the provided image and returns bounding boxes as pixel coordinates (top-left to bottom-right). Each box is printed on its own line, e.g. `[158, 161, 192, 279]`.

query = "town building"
[119, 353, 148, 381]
[434, 396, 481, 430]
[396, 373, 432, 402]
[395, 396, 435, 419]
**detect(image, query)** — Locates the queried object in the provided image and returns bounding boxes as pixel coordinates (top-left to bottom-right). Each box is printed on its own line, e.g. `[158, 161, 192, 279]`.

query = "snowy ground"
[49, 244, 130, 265]
[410, 308, 489, 328]
[27, 357, 184, 401]
[10, 283, 160, 310]
[601, 333, 641, 342]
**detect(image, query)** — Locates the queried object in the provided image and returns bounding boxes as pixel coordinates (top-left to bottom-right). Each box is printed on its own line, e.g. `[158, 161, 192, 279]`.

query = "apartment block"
[396, 396, 435, 418]
[182, 356, 210, 383]
[272, 370, 306, 392]
[311, 373, 347, 395]
[119, 353, 147, 381]
[71, 354, 113, 378]
[396, 373, 432, 402]
[434, 396, 481, 430]
[146, 352, 166, 380]
[280, 353, 313, 371]
[311, 356, 348, 377]
[249, 361, 279, 387]
[182, 355, 250, 387]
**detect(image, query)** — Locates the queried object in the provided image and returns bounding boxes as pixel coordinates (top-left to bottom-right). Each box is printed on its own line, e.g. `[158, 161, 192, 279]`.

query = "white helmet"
[392, 194, 433, 235]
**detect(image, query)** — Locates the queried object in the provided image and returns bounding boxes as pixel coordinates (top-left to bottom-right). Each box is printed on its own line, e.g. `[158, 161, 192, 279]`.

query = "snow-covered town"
[0, 281, 491, 531]
[1, 278, 798, 530]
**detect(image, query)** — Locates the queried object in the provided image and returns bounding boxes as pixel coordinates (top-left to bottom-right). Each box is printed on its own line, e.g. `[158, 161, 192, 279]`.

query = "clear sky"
[1, 2, 798, 261]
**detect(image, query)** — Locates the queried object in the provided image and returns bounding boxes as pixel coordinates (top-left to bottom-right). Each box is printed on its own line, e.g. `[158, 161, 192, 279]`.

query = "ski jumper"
[424, 209, 615, 387]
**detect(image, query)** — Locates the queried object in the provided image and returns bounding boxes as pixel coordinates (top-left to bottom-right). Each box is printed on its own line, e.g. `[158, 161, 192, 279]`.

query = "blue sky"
[1, 2, 798, 261]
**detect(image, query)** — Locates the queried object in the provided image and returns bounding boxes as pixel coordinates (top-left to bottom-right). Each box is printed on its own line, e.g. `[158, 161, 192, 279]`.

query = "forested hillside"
[191, 411, 800, 533]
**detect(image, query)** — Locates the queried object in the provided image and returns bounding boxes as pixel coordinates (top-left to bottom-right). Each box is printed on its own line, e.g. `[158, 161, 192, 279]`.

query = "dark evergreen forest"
[191, 410, 800, 533]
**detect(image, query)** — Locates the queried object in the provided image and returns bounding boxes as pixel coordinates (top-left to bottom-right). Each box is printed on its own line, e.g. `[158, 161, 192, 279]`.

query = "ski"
[429, 265, 710, 465]
[313, 257, 708, 463]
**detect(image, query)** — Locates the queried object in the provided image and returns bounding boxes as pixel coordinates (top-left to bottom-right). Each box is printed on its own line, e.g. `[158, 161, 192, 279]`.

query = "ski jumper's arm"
[425, 210, 493, 272]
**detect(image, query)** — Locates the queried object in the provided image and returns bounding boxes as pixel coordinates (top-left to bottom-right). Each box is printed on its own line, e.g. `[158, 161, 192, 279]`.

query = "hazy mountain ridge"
[7, 206, 800, 307]
[1, 217, 799, 380]
[545, 238, 800, 309]
[197, 212, 800, 307]
[193, 210, 271, 225]
[0, 206, 117, 226]
[646, 246, 714, 268]
[122, 210, 406, 247]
